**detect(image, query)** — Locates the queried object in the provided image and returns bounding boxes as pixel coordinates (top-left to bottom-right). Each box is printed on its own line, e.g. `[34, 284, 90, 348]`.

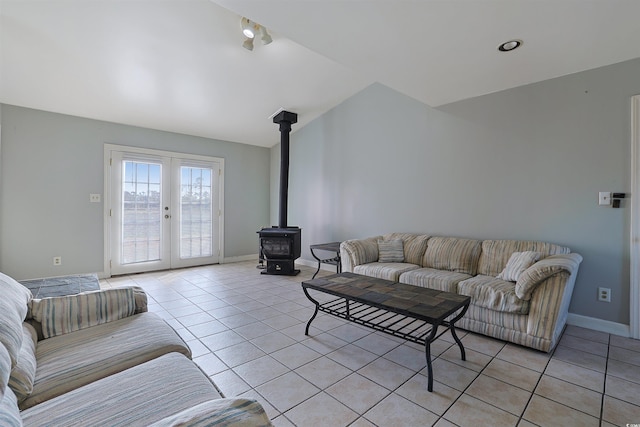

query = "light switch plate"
[598, 192, 611, 206]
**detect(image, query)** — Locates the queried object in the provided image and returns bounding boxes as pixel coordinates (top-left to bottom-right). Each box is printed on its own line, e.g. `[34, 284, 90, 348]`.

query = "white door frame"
[630, 95, 640, 339]
[103, 144, 225, 277]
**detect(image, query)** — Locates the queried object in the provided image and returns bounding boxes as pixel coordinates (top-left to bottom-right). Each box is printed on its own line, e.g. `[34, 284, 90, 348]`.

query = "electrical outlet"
[53, 256, 62, 266]
[89, 194, 101, 203]
[598, 287, 611, 302]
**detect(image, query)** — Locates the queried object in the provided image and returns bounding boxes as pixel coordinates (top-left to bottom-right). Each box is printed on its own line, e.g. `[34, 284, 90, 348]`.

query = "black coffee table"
[302, 272, 470, 391]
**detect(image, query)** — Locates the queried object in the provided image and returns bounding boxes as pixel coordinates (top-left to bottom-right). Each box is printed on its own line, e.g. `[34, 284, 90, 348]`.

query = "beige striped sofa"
[340, 233, 583, 352]
[0, 271, 273, 427]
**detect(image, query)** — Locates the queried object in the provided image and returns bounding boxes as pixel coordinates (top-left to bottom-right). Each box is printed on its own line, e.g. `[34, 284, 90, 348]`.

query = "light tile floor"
[102, 261, 640, 427]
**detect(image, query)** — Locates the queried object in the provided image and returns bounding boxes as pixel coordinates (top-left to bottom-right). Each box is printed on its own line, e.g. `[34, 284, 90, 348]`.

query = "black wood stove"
[258, 110, 301, 275]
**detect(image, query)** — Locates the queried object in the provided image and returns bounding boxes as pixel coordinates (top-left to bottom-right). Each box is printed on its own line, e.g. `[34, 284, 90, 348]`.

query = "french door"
[106, 146, 224, 275]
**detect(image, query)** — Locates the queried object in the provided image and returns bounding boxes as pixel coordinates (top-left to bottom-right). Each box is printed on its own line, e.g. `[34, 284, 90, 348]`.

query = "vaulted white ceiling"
[2, 1, 640, 147]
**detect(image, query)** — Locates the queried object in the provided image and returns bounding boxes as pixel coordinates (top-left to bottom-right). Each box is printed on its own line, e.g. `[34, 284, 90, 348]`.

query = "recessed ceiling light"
[498, 39, 523, 52]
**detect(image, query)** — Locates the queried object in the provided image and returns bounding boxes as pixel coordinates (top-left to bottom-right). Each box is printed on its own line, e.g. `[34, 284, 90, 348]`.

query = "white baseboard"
[295, 258, 316, 269]
[222, 254, 260, 264]
[296, 258, 341, 274]
[567, 313, 630, 337]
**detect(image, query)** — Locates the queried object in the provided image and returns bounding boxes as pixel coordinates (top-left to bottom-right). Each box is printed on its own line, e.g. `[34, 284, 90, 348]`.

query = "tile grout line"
[599, 333, 611, 425]
[514, 339, 559, 426]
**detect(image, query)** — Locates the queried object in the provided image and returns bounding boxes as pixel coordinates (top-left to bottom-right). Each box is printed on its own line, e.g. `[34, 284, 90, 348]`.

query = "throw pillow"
[497, 251, 541, 282]
[378, 239, 404, 263]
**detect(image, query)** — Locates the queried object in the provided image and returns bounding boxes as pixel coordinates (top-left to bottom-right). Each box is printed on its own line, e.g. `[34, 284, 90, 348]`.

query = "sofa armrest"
[340, 236, 383, 272]
[148, 398, 273, 427]
[131, 286, 148, 313]
[516, 253, 583, 300]
[28, 286, 147, 339]
[523, 253, 582, 351]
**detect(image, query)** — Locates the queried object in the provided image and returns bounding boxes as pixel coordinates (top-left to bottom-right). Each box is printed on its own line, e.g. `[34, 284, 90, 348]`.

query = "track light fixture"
[242, 37, 254, 51]
[241, 17, 272, 51]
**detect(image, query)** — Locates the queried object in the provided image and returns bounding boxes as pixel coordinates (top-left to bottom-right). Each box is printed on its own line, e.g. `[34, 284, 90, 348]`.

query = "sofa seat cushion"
[458, 275, 530, 314]
[399, 268, 472, 293]
[21, 352, 222, 427]
[149, 398, 273, 427]
[354, 263, 420, 282]
[20, 312, 190, 410]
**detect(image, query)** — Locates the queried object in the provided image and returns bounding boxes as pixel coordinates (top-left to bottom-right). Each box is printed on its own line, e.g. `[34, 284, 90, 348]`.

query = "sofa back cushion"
[8, 323, 37, 403]
[422, 237, 482, 275]
[0, 272, 33, 367]
[383, 233, 430, 265]
[477, 240, 571, 277]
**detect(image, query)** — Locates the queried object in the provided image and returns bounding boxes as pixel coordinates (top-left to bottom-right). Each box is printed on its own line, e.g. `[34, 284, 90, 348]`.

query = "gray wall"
[0, 105, 270, 280]
[276, 58, 640, 325]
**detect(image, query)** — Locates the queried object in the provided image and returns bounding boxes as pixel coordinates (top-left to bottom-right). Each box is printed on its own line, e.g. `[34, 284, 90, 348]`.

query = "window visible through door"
[180, 165, 213, 259]
[122, 160, 163, 264]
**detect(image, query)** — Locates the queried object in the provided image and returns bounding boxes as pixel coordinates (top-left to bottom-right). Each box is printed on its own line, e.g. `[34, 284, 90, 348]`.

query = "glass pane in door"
[122, 161, 162, 264]
[180, 166, 213, 259]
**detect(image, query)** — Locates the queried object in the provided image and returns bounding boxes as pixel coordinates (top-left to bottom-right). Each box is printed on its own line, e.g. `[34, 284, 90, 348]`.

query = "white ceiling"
[2, 1, 640, 147]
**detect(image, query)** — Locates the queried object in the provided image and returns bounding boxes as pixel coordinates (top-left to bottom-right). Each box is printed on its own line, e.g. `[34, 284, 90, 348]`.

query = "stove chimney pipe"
[273, 110, 297, 228]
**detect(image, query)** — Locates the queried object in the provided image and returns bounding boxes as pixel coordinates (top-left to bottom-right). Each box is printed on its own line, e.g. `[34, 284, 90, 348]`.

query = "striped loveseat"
[0, 271, 272, 427]
[340, 233, 582, 352]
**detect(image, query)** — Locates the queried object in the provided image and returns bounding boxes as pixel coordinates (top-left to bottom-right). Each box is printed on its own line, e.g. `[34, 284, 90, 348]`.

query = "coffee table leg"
[449, 302, 470, 361]
[302, 286, 320, 335]
[450, 324, 466, 361]
[424, 323, 440, 392]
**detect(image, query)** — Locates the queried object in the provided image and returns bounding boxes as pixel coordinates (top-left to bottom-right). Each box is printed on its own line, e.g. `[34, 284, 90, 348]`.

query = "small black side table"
[310, 242, 342, 279]
[20, 274, 100, 298]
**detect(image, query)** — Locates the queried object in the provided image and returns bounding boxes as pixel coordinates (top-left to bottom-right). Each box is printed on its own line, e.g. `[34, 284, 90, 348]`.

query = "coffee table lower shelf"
[302, 278, 470, 392]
